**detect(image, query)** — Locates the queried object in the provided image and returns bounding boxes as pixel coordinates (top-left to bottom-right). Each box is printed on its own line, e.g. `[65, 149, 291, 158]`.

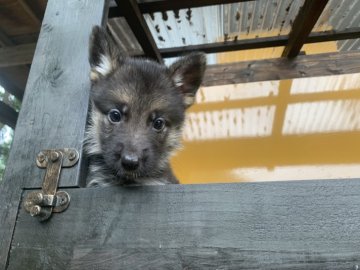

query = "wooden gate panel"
[8, 180, 360, 269]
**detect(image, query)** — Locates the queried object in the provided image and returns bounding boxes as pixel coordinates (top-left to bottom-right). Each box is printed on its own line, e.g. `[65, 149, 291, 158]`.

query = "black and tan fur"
[85, 26, 206, 187]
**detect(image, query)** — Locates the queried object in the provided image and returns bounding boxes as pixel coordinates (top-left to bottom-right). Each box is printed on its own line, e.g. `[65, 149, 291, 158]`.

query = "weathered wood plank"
[282, 0, 329, 58]
[203, 50, 360, 86]
[0, 101, 18, 129]
[161, 35, 288, 58]
[8, 180, 360, 269]
[0, 43, 36, 68]
[0, 0, 107, 268]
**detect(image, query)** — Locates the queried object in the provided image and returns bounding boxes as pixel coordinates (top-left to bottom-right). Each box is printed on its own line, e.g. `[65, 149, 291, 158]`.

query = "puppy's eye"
[108, 109, 122, 123]
[153, 118, 166, 131]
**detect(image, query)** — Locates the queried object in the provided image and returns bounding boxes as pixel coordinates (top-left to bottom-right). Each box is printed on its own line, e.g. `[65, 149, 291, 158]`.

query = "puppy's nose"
[121, 154, 139, 171]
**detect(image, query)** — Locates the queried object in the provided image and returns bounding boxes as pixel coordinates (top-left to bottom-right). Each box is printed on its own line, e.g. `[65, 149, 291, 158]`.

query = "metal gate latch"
[24, 148, 79, 221]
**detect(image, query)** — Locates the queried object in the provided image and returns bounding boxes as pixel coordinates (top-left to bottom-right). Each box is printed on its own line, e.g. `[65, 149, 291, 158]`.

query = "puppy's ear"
[89, 26, 121, 82]
[169, 52, 206, 108]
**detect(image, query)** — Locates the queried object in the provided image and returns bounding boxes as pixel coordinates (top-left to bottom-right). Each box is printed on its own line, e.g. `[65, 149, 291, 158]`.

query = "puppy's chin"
[122, 170, 142, 181]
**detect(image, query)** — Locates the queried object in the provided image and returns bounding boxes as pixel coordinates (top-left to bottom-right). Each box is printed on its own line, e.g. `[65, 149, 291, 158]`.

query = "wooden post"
[0, 0, 108, 268]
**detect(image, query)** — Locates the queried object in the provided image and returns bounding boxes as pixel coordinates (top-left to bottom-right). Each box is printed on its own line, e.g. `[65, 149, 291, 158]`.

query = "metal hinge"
[24, 148, 79, 222]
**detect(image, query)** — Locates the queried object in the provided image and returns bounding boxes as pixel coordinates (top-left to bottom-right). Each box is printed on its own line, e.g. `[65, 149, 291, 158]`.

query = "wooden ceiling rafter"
[114, 0, 163, 62]
[0, 101, 18, 129]
[17, 0, 42, 27]
[0, 28, 14, 47]
[282, 0, 330, 58]
[0, 27, 27, 102]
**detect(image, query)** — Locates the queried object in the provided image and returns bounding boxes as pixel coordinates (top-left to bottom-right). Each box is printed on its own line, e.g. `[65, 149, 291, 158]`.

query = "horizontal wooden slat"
[0, 101, 18, 129]
[3, 45, 358, 88]
[3, 28, 360, 66]
[0, 43, 36, 68]
[8, 180, 360, 269]
[203, 50, 360, 86]
[160, 35, 288, 57]
[108, 0, 254, 17]
[307, 27, 360, 43]
[159, 28, 360, 57]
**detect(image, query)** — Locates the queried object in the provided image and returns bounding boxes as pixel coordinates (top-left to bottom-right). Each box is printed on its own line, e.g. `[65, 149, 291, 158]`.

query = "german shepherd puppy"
[85, 26, 206, 187]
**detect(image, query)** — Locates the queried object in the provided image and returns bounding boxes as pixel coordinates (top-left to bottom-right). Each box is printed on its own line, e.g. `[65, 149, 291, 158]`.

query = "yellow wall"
[171, 42, 360, 184]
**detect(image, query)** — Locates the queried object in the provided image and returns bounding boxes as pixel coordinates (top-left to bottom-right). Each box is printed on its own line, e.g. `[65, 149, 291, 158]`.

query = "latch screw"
[68, 150, 76, 161]
[33, 192, 44, 205]
[30, 205, 42, 217]
[50, 151, 59, 162]
[37, 152, 45, 163]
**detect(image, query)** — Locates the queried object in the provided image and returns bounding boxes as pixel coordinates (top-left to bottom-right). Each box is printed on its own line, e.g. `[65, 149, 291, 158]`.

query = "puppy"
[85, 26, 206, 187]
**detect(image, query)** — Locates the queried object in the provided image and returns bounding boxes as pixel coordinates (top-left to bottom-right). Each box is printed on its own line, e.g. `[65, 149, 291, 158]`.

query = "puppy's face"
[87, 26, 206, 182]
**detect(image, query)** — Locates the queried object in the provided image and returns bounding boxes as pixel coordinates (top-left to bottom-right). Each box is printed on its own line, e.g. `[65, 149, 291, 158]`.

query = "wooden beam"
[2, 28, 360, 66]
[0, 43, 36, 68]
[0, 29, 14, 47]
[18, 0, 41, 26]
[203, 50, 360, 87]
[8, 180, 360, 268]
[282, 0, 329, 58]
[114, 0, 162, 62]
[160, 28, 360, 58]
[109, 0, 255, 17]
[0, 26, 29, 101]
[0, 76, 24, 101]
[307, 27, 360, 43]
[0, 101, 18, 129]
[0, 0, 108, 267]
[160, 35, 288, 58]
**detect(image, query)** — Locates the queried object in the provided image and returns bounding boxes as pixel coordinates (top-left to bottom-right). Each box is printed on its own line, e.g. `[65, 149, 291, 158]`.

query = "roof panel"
[108, 0, 359, 63]
[143, 0, 305, 48]
[314, 0, 360, 32]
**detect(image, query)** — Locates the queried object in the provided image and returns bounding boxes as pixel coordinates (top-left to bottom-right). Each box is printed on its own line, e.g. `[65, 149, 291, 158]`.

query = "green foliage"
[0, 87, 21, 182]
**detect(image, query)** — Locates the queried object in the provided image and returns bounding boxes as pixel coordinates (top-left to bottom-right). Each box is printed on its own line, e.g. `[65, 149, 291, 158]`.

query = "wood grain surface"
[203, 50, 360, 87]
[0, 0, 107, 268]
[7, 180, 360, 269]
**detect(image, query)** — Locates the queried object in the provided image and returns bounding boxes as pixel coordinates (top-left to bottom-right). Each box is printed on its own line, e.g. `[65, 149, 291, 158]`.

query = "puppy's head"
[87, 26, 206, 182]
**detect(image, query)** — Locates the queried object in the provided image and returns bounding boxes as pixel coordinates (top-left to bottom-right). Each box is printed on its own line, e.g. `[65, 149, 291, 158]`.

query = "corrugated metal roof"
[313, 0, 360, 52]
[108, 0, 360, 64]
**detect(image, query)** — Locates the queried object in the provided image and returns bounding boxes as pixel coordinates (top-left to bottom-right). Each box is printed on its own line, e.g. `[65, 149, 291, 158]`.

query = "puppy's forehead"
[108, 87, 132, 105]
[109, 87, 173, 112]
